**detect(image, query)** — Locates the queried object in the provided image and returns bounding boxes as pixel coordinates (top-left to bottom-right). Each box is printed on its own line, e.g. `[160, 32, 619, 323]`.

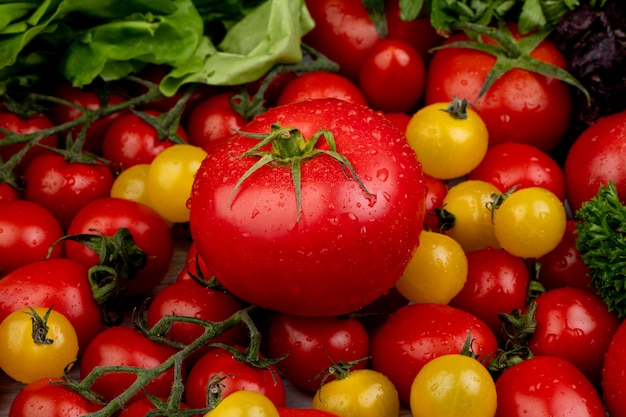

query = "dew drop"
[376, 168, 389, 182]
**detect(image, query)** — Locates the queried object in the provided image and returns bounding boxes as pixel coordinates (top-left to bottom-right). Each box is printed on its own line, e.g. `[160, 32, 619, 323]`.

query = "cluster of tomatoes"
[2, 0, 626, 416]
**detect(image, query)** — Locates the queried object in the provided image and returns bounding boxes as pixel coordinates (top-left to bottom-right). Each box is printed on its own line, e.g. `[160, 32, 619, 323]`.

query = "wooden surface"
[0, 227, 412, 415]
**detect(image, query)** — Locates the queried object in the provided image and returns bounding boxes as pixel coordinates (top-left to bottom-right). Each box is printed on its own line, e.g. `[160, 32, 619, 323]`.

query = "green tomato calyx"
[26, 306, 54, 345]
[229, 123, 376, 220]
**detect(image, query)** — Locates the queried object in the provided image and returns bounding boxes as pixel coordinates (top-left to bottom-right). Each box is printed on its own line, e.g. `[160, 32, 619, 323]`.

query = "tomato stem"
[26, 306, 54, 345]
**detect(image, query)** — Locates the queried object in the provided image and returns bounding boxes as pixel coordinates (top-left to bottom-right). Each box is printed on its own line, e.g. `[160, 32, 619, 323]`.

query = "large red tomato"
[189, 98, 425, 316]
[425, 24, 572, 153]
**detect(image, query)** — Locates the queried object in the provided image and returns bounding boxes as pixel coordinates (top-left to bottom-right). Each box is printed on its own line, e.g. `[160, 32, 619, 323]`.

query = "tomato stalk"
[26, 306, 54, 345]
[229, 123, 376, 221]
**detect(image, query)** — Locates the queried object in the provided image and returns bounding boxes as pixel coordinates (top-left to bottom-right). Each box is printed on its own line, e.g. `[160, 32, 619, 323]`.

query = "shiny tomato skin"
[0, 111, 58, 174]
[65, 197, 173, 296]
[0, 181, 20, 202]
[186, 92, 247, 149]
[370, 302, 498, 404]
[358, 39, 426, 113]
[564, 109, 626, 213]
[23, 152, 114, 229]
[175, 241, 213, 284]
[303, 0, 381, 80]
[8, 377, 102, 417]
[185, 347, 286, 409]
[384, 1, 443, 62]
[495, 356, 606, 417]
[276, 71, 367, 107]
[603, 320, 626, 417]
[425, 26, 572, 152]
[422, 173, 447, 231]
[468, 142, 566, 200]
[277, 408, 341, 417]
[0, 258, 103, 351]
[266, 313, 370, 392]
[536, 220, 593, 292]
[0, 199, 65, 276]
[189, 98, 425, 317]
[449, 246, 530, 339]
[80, 325, 180, 402]
[102, 110, 188, 170]
[529, 287, 619, 388]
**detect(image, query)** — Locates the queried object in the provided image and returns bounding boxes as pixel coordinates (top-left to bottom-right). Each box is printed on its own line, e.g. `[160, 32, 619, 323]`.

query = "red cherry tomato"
[276, 71, 367, 107]
[603, 320, 626, 417]
[0, 181, 20, 203]
[384, 1, 443, 62]
[186, 92, 247, 149]
[422, 173, 447, 231]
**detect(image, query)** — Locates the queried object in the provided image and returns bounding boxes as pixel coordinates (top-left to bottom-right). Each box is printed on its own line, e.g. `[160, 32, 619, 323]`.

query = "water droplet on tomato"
[360, 226, 367, 238]
[251, 208, 260, 219]
[377, 168, 389, 182]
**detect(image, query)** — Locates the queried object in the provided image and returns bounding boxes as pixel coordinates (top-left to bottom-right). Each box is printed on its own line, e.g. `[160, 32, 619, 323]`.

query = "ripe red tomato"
[422, 173, 447, 231]
[0, 258, 103, 350]
[303, 0, 380, 80]
[9, 377, 102, 417]
[358, 38, 426, 113]
[468, 142, 566, 201]
[23, 152, 114, 229]
[80, 325, 180, 402]
[0, 111, 58, 174]
[276, 71, 367, 107]
[185, 92, 248, 149]
[101, 109, 188, 170]
[65, 197, 173, 296]
[118, 397, 194, 417]
[278, 408, 341, 417]
[266, 313, 370, 392]
[528, 287, 619, 387]
[175, 241, 213, 284]
[0, 199, 65, 276]
[185, 347, 286, 409]
[189, 98, 425, 316]
[425, 25, 572, 152]
[603, 319, 626, 417]
[47, 82, 127, 154]
[0, 181, 20, 202]
[564, 109, 626, 212]
[495, 356, 606, 417]
[536, 219, 593, 292]
[370, 302, 498, 404]
[449, 247, 530, 339]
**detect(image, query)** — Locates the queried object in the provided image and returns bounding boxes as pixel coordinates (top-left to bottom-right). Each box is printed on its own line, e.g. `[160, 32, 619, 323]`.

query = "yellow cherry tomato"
[410, 354, 497, 417]
[146, 143, 208, 223]
[396, 230, 468, 304]
[204, 390, 280, 417]
[0, 306, 79, 384]
[494, 187, 566, 258]
[405, 99, 488, 180]
[312, 369, 399, 417]
[110, 163, 151, 206]
[442, 180, 501, 252]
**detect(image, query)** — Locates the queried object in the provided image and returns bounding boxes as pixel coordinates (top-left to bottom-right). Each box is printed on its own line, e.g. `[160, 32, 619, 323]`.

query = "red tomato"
[101, 110, 188, 170]
[9, 377, 102, 417]
[528, 287, 619, 387]
[358, 39, 426, 113]
[22, 152, 114, 229]
[449, 247, 530, 339]
[189, 98, 425, 317]
[118, 396, 195, 417]
[175, 241, 213, 284]
[370, 303, 498, 404]
[564, 109, 626, 212]
[0, 258, 103, 350]
[276, 71, 367, 107]
[47, 82, 127, 154]
[185, 347, 286, 409]
[0, 111, 58, 174]
[245, 72, 298, 109]
[495, 356, 606, 417]
[468, 142, 566, 200]
[383, 112, 411, 133]
[536, 220, 593, 292]
[266, 313, 370, 392]
[186, 92, 247, 149]
[603, 319, 626, 417]
[303, 0, 381, 80]
[425, 25, 572, 152]
[0, 181, 20, 202]
[422, 173, 447, 231]
[146, 281, 248, 350]
[0, 199, 65, 276]
[65, 197, 173, 296]
[278, 408, 341, 417]
[80, 325, 180, 402]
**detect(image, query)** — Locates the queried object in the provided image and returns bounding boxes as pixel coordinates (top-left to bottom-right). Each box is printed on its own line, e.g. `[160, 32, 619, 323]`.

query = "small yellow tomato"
[110, 163, 151, 206]
[146, 144, 208, 223]
[396, 230, 468, 304]
[312, 369, 399, 417]
[0, 306, 79, 384]
[204, 390, 280, 417]
[494, 187, 566, 258]
[442, 180, 501, 252]
[410, 354, 497, 417]
[405, 99, 488, 180]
